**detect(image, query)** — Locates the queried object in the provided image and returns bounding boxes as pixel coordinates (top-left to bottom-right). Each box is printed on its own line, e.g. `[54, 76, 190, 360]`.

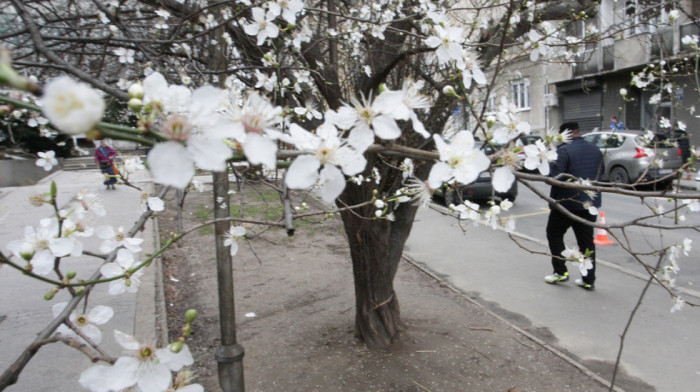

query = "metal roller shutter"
[561, 90, 602, 132]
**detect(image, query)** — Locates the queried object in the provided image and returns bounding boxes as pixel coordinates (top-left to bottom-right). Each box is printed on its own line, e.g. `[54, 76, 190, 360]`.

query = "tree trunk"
[339, 176, 420, 348]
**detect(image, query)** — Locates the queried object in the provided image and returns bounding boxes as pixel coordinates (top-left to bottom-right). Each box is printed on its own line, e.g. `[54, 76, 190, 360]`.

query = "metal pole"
[212, 171, 245, 392]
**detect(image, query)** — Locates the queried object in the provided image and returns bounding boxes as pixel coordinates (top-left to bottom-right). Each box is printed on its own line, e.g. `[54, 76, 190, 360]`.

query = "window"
[624, 0, 666, 35]
[511, 79, 530, 110]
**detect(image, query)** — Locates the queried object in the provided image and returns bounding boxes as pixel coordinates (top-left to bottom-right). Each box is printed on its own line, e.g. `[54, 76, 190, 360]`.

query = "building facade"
[484, 0, 699, 150]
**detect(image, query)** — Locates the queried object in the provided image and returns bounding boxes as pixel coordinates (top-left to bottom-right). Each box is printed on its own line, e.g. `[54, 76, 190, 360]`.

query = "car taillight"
[634, 147, 648, 158]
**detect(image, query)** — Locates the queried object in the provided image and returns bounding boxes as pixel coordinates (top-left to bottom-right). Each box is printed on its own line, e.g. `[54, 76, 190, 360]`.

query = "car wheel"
[609, 166, 630, 184]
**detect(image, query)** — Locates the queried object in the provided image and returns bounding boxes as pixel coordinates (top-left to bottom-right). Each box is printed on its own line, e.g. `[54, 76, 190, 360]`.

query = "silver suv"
[582, 130, 683, 185]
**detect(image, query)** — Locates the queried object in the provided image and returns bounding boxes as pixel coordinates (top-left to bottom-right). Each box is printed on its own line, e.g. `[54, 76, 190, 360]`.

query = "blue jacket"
[549, 136, 604, 211]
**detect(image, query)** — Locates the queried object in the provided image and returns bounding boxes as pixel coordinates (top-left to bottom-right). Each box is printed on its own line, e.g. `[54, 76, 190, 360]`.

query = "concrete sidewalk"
[0, 169, 161, 391]
[405, 205, 700, 392]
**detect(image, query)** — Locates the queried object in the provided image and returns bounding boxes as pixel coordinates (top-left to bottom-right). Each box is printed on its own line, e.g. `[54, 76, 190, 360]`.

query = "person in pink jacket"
[95, 140, 117, 190]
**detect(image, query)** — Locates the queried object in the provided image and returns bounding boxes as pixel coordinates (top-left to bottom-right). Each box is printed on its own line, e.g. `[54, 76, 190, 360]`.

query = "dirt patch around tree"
[158, 181, 610, 392]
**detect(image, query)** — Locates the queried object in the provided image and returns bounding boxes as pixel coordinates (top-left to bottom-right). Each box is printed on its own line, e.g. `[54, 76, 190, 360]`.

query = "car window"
[582, 134, 600, 147]
[520, 136, 541, 146]
[635, 133, 671, 148]
[600, 133, 624, 148]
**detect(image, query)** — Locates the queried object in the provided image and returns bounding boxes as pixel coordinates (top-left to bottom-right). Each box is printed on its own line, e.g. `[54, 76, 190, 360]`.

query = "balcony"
[572, 45, 615, 77]
[651, 22, 700, 59]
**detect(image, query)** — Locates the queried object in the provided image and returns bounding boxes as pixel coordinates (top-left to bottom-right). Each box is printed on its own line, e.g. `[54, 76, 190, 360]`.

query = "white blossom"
[223, 225, 246, 256]
[331, 92, 404, 152]
[425, 24, 465, 65]
[428, 131, 490, 190]
[562, 247, 593, 276]
[96, 225, 143, 253]
[113, 48, 135, 64]
[523, 140, 557, 175]
[80, 330, 193, 392]
[35, 150, 58, 171]
[284, 122, 366, 203]
[6, 224, 76, 275]
[243, 7, 280, 45]
[41, 77, 105, 135]
[681, 34, 699, 48]
[99, 249, 144, 295]
[52, 302, 113, 344]
[671, 296, 685, 313]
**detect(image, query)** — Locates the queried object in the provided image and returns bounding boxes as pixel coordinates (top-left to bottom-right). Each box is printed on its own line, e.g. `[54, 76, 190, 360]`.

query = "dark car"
[434, 142, 518, 205]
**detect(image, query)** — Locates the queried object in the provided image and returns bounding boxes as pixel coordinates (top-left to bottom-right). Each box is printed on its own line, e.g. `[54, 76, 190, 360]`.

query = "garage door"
[561, 90, 602, 132]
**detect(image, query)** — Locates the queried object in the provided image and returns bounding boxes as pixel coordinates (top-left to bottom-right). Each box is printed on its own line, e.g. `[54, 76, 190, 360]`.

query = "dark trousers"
[100, 162, 117, 185]
[546, 207, 597, 284]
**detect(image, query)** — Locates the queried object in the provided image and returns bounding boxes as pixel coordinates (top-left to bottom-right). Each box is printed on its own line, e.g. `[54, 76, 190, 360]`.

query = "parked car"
[434, 142, 518, 205]
[581, 130, 683, 186]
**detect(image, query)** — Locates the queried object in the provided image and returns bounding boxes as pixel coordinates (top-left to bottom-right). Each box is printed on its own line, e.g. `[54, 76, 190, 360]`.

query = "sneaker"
[575, 278, 595, 291]
[544, 272, 569, 284]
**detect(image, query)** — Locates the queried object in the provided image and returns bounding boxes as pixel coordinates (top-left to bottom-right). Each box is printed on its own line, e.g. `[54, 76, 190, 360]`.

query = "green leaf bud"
[128, 98, 143, 112]
[170, 341, 183, 353]
[128, 83, 144, 99]
[185, 309, 197, 323]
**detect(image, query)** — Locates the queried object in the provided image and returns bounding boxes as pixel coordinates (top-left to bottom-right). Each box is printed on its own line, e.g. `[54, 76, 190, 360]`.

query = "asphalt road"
[405, 180, 700, 392]
[511, 180, 700, 295]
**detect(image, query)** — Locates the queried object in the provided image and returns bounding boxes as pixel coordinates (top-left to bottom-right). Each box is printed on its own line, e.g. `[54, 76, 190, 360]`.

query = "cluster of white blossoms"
[6, 189, 109, 275]
[658, 239, 692, 313]
[80, 330, 198, 392]
[37, 68, 547, 208]
[561, 247, 593, 277]
[4, 182, 187, 391]
[450, 199, 515, 232]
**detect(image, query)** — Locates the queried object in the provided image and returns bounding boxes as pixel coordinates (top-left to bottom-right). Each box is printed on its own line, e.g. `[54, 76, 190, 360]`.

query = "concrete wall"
[614, 35, 651, 70]
[0, 159, 62, 187]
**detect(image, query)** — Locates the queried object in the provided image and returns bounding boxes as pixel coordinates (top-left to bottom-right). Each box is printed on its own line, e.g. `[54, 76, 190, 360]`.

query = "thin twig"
[609, 253, 665, 391]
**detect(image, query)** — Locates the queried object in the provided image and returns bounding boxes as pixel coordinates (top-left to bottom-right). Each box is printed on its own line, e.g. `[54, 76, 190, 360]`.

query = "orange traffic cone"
[594, 211, 614, 246]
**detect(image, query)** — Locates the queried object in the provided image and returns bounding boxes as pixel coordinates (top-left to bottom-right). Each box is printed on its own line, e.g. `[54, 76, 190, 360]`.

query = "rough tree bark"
[338, 161, 421, 347]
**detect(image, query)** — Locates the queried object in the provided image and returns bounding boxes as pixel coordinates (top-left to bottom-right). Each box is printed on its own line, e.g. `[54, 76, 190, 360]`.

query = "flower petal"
[147, 142, 195, 189]
[243, 133, 277, 169]
[334, 147, 367, 176]
[31, 250, 55, 275]
[80, 323, 103, 344]
[427, 162, 453, 190]
[318, 165, 346, 204]
[147, 197, 165, 212]
[187, 135, 231, 172]
[114, 330, 140, 351]
[157, 343, 194, 371]
[136, 363, 172, 392]
[52, 301, 68, 318]
[100, 262, 123, 279]
[87, 305, 114, 325]
[371, 114, 402, 140]
[285, 155, 320, 189]
[347, 126, 375, 152]
[493, 166, 515, 193]
[49, 238, 73, 257]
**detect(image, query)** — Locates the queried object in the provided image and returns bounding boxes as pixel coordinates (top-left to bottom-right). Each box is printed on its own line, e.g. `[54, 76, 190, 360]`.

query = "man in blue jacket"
[544, 122, 604, 291]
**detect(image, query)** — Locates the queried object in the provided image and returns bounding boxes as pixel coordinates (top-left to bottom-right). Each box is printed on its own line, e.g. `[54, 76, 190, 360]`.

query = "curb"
[133, 183, 169, 346]
[402, 253, 626, 392]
